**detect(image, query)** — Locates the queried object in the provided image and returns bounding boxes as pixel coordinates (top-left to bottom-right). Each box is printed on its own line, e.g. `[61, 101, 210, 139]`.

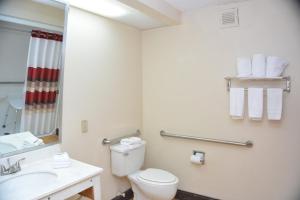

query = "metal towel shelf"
[160, 130, 253, 147]
[102, 129, 141, 145]
[224, 76, 291, 92]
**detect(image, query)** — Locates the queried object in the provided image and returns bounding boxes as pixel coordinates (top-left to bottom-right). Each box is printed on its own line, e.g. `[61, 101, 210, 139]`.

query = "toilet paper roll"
[190, 154, 202, 164]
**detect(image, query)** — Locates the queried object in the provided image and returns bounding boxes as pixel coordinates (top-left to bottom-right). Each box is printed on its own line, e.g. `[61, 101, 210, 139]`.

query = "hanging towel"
[266, 56, 288, 77]
[252, 54, 266, 77]
[230, 88, 245, 119]
[267, 88, 283, 120]
[248, 88, 264, 120]
[237, 57, 252, 77]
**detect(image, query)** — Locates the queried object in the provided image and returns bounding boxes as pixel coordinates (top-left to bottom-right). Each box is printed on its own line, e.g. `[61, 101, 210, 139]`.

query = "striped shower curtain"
[20, 30, 63, 136]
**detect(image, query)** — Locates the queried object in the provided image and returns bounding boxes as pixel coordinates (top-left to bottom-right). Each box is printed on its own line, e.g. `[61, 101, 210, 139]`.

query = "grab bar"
[102, 129, 141, 145]
[160, 130, 253, 147]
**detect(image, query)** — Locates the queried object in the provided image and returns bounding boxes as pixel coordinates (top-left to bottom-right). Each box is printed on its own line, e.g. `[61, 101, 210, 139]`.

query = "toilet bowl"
[128, 168, 179, 200]
[110, 140, 179, 200]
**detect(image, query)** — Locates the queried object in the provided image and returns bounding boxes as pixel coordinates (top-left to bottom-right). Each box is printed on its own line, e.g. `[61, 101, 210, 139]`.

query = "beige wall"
[62, 7, 142, 199]
[142, 0, 300, 200]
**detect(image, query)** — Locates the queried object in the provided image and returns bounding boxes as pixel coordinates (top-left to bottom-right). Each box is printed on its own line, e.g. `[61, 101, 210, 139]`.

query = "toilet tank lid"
[110, 141, 146, 153]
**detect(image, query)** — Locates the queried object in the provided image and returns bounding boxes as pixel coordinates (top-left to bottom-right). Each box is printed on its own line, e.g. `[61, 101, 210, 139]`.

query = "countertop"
[0, 158, 103, 200]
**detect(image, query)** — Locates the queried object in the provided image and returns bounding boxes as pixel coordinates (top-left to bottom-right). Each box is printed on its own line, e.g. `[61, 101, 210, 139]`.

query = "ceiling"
[68, 0, 248, 30]
[164, 0, 248, 12]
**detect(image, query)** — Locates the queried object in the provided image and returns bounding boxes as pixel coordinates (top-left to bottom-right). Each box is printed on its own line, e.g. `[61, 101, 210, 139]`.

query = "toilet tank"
[110, 141, 146, 177]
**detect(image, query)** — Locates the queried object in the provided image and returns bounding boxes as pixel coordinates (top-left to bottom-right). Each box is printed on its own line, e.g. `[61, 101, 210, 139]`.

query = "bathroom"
[0, 0, 300, 200]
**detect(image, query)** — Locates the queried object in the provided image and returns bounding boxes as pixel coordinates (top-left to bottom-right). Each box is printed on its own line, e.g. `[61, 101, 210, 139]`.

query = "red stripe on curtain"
[27, 67, 60, 82]
[31, 30, 63, 41]
[25, 91, 57, 105]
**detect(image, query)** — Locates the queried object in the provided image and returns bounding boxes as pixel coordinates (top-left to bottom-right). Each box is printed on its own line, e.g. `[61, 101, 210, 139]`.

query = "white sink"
[0, 171, 57, 200]
[0, 142, 17, 154]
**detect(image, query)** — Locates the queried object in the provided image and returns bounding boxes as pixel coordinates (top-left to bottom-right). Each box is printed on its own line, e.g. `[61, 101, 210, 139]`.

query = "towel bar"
[102, 129, 141, 145]
[224, 76, 291, 92]
[160, 130, 253, 147]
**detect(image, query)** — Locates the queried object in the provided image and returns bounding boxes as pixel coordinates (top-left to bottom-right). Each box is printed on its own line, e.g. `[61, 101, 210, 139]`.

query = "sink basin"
[0, 142, 17, 154]
[0, 171, 58, 200]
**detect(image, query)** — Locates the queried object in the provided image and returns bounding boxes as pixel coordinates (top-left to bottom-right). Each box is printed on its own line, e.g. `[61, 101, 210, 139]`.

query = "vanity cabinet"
[41, 175, 101, 200]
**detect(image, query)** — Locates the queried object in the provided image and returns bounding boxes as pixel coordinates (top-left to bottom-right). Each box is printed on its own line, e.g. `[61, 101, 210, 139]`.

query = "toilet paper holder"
[192, 150, 205, 164]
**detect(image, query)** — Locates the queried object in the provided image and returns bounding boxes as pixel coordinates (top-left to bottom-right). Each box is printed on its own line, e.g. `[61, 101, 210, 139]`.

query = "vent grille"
[220, 8, 239, 28]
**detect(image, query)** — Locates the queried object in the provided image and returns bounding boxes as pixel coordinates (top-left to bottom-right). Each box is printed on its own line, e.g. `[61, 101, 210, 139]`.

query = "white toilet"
[110, 140, 179, 200]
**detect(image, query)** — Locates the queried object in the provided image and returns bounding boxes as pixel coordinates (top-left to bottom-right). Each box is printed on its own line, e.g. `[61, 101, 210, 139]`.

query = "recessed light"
[69, 0, 128, 17]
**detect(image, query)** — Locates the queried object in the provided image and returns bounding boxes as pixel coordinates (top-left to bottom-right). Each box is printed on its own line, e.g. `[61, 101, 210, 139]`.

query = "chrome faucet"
[0, 158, 25, 176]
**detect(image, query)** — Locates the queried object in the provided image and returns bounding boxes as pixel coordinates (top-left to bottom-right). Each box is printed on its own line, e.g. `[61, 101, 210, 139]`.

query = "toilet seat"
[138, 168, 176, 184]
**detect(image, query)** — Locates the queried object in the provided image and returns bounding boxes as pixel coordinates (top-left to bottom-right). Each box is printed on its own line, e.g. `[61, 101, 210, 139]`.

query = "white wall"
[62, 7, 142, 199]
[142, 0, 300, 200]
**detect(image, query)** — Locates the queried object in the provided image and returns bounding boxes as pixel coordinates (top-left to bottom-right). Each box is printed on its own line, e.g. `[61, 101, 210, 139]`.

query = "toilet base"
[131, 181, 151, 200]
[128, 171, 178, 200]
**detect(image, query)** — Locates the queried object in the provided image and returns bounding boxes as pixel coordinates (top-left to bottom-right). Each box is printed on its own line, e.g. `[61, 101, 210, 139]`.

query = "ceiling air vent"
[220, 8, 239, 28]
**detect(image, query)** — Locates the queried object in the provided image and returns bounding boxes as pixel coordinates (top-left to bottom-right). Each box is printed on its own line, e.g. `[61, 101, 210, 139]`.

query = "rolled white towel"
[266, 56, 288, 77]
[236, 57, 252, 77]
[252, 54, 266, 77]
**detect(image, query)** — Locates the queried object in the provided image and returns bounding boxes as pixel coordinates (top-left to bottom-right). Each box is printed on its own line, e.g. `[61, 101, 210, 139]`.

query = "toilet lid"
[138, 168, 176, 183]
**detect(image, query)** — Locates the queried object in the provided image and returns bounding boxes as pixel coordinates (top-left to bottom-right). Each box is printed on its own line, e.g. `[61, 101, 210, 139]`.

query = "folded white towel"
[52, 152, 71, 169]
[237, 57, 252, 77]
[53, 152, 70, 162]
[129, 137, 141, 143]
[267, 88, 283, 120]
[252, 54, 266, 77]
[230, 88, 245, 119]
[120, 137, 142, 146]
[23, 138, 44, 146]
[248, 88, 264, 120]
[120, 138, 133, 145]
[266, 56, 288, 77]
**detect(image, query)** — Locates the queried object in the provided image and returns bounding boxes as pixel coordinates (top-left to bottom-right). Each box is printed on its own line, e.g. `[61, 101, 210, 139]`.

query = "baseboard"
[111, 189, 133, 200]
[111, 188, 219, 200]
[175, 189, 220, 200]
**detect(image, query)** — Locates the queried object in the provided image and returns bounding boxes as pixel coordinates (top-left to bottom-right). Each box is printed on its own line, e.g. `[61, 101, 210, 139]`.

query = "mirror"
[0, 0, 67, 157]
